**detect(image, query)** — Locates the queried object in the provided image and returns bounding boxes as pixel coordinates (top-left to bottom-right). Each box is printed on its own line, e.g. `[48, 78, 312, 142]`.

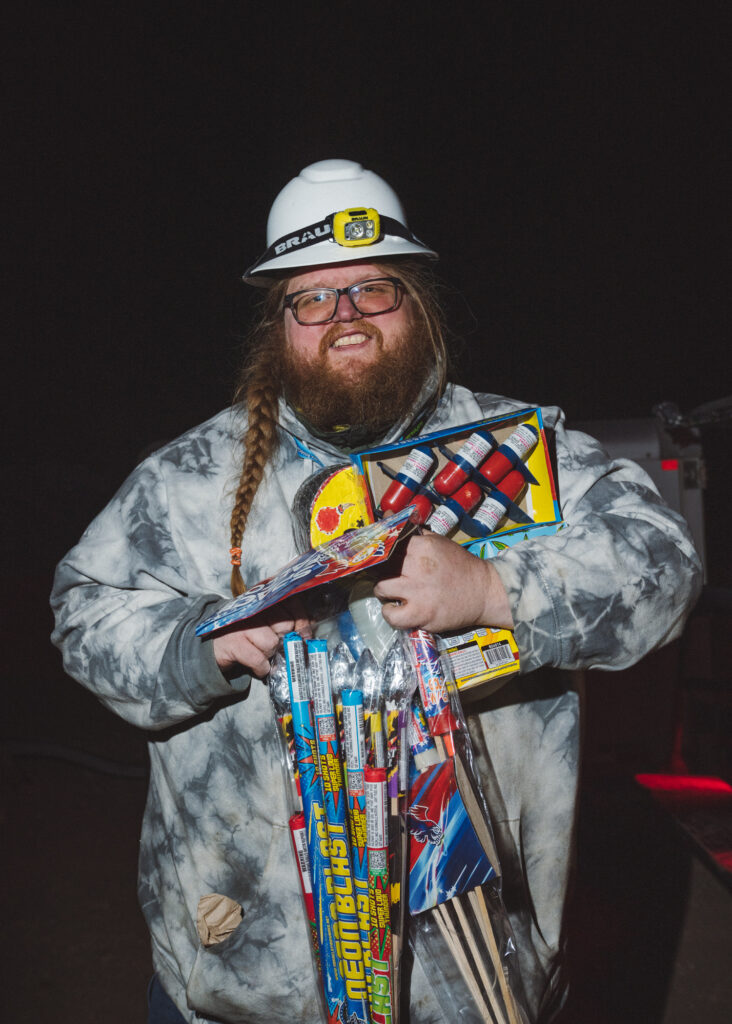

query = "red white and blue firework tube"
[365, 765, 394, 1024]
[477, 422, 538, 485]
[283, 632, 347, 1021]
[341, 689, 372, 996]
[432, 430, 495, 496]
[307, 640, 370, 1023]
[407, 700, 440, 771]
[407, 630, 458, 747]
[379, 445, 435, 514]
[288, 812, 320, 971]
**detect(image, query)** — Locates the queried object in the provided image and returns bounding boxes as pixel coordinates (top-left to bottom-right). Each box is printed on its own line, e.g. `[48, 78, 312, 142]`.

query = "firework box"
[195, 507, 417, 636]
[408, 754, 499, 913]
[349, 407, 561, 547]
[349, 407, 563, 697]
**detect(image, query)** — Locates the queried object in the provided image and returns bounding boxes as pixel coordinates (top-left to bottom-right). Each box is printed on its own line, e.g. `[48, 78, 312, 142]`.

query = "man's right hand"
[212, 601, 312, 679]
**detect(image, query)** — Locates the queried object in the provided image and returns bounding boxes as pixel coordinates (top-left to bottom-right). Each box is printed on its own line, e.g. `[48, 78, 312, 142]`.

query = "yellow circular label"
[310, 466, 372, 546]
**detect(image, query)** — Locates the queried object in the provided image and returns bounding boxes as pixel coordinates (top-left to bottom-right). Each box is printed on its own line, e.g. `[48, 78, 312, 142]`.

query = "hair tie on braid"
[229, 547, 242, 567]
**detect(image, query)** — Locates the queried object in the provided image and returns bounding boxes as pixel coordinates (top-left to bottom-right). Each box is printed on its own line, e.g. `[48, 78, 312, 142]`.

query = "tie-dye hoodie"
[50, 385, 701, 1023]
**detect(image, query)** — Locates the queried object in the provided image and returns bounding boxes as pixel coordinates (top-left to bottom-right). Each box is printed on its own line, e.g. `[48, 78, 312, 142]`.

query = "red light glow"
[661, 459, 679, 471]
[636, 774, 732, 795]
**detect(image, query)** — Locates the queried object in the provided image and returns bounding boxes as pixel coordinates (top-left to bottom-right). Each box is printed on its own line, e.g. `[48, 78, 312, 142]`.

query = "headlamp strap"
[245, 212, 424, 276]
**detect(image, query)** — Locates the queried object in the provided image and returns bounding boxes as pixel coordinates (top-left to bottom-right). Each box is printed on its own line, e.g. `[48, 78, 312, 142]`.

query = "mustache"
[318, 319, 384, 357]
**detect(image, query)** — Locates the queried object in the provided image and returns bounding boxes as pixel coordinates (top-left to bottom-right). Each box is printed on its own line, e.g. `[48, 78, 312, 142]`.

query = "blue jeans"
[147, 975, 188, 1024]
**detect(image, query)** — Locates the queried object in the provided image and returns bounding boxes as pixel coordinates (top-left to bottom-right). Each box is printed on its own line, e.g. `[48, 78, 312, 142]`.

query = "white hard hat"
[243, 159, 438, 285]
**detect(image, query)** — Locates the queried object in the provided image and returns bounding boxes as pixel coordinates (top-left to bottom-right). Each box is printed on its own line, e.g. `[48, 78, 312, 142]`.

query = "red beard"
[280, 317, 434, 434]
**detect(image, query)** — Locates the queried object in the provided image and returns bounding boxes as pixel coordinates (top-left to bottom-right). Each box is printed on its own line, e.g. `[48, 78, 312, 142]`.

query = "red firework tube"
[407, 700, 440, 771]
[478, 423, 538, 485]
[365, 766, 394, 1024]
[288, 812, 319, 968]
[408, 492, 434, 525]
[407, 630, 458, 752]
[498, 467, 530, 500]
[425, 480, 482, 536]
[472, 468, 528, 533]
[433, 430, 495, 496]
[379, 446, 435, 514]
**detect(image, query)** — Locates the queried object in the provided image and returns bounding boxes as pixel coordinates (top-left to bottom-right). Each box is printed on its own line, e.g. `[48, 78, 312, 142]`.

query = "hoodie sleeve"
[488, 408, 703, 673]
[50, 456, 250, 731]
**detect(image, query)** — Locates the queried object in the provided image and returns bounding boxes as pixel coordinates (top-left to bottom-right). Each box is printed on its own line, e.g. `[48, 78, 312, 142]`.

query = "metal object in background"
[573, 395, 732, 583]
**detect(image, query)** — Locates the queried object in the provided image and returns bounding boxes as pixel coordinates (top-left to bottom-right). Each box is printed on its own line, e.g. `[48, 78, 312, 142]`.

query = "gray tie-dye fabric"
[50, 385, 701, 1023]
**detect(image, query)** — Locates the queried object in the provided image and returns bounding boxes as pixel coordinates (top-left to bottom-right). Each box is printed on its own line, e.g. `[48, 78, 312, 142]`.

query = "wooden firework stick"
[469, 887, 521, 1024]
[451, 896, 507, 1024]
[410, 757, 502, 1020]
[433, 903, 495, 1023]
[385, 704, 408, 981]
[407, 632, 521, 1022]
[452, 753, 500, 875]
[453, 753, 520, 1023]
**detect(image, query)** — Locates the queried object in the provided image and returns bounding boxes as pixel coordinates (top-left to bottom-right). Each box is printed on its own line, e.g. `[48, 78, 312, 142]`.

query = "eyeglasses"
[283, 276, 404, 326]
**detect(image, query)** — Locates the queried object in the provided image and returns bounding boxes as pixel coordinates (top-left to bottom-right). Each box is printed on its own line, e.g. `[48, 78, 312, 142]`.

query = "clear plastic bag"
[266, 602, 529, 1024]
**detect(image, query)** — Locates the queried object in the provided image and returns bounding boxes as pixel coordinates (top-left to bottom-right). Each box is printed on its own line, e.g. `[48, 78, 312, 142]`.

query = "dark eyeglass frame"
[283, 276, 404, 326]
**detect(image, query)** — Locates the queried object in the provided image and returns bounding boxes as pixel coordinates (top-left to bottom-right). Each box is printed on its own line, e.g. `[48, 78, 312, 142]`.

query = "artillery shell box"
[350, 407, 564, 697]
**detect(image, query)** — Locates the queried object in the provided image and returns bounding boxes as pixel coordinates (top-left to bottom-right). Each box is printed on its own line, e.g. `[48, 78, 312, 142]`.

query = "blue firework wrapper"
[308, 640, 370, 1021]
[196, 507, 416, 635]
[407, 757, 497, 915]
[284, 634, 348, 1021]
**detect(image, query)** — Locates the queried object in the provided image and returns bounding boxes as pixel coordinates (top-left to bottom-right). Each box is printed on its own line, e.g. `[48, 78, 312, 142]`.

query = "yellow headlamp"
[332, 207, 381, 247]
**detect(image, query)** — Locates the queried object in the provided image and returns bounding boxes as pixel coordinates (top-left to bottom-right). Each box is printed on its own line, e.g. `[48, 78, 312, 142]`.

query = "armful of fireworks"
[194, 410, 559, 1022]
[265, 618, 530, 1024]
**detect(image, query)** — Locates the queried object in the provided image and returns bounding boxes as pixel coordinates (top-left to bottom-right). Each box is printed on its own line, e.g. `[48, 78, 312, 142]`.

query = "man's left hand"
[373, 532, 515, 634]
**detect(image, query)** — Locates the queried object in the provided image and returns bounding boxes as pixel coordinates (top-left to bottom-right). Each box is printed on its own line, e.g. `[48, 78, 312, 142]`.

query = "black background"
[5, 3, 731, 707]
[4, 7, 732, 1019]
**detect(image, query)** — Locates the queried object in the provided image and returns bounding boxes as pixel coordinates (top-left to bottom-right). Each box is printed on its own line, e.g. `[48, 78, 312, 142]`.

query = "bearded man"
[51, 159, 701, 1024]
